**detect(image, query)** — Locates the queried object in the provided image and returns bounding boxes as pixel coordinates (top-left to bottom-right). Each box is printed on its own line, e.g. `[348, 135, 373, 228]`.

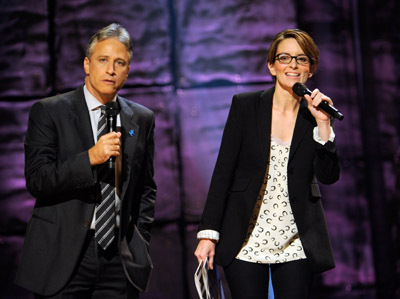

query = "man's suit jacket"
[199, 87, 340, 273]
[15, 85, 156, 295]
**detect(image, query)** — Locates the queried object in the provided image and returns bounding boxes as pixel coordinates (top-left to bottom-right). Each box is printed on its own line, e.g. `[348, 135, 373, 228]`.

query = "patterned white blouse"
[236, 136, 307, 264]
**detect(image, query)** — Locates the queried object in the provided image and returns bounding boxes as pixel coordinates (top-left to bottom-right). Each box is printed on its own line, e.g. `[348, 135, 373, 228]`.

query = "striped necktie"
[94, 105, 116, 250]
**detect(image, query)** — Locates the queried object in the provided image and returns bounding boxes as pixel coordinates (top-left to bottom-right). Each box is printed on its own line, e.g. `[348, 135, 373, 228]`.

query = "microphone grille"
[105, 101, 120, 115]
[292, 82, 308, 97]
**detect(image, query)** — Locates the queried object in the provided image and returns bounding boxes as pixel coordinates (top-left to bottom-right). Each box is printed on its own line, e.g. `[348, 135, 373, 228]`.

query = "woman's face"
[268, 38, 313, 91]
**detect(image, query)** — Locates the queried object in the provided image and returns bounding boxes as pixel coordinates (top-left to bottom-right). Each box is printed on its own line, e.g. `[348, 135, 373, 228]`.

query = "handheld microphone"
[292, 82, 344, 121]
[105, 102, 119, 169]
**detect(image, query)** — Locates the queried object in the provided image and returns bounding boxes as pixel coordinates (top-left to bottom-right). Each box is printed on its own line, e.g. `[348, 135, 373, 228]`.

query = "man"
[15, 23, 156, 298]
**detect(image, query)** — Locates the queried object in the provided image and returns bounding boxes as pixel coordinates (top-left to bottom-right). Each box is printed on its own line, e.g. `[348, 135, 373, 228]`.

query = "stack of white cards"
[194, 257, 225, 299]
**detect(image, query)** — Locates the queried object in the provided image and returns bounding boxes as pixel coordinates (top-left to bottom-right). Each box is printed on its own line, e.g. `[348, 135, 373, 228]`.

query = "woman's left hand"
[304, 88, 332, 141]
[303, 89, 332, 124]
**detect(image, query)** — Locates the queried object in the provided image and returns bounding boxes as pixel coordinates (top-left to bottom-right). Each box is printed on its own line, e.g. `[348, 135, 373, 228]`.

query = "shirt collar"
[83, 85, 117, 111]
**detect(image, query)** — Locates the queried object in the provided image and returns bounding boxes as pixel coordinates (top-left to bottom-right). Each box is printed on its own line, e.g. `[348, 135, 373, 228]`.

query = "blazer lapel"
[289, 99, 313, 162]
[257, 89, 274, 167]
[71, 86, 95, 150]
[118, 97, 139, 201]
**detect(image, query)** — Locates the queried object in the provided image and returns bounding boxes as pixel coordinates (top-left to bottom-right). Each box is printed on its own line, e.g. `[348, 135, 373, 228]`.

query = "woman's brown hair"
[267, 29, 319, 74]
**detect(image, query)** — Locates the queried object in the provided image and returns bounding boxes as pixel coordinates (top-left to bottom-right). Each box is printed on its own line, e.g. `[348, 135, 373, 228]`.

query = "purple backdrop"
[0, 0, 399, 298]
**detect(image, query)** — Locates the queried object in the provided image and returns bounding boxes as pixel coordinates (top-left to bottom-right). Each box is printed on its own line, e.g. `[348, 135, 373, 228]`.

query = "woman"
[194, 29, 340, 298]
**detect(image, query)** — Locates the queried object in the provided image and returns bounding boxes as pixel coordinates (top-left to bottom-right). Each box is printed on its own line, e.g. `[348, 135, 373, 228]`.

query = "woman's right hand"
[194, 239, 216, 270]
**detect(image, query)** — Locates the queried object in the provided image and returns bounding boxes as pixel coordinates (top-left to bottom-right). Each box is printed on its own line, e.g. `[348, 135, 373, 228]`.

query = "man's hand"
[88, 132, 121, 166]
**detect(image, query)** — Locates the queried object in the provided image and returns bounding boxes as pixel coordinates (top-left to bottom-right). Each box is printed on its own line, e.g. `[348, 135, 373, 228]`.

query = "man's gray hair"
[86, 23, 133, 62]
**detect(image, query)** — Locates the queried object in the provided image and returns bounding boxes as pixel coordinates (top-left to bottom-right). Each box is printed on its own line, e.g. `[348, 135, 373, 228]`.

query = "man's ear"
[84, 57, 90, 75]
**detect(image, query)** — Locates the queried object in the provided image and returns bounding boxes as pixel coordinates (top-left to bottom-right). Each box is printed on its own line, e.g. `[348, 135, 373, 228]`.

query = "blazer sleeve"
[198, 95, 243, 232]
[24, 101, 95, 198]
[313, 136, 340, 185]
[136, 112, 157, 242]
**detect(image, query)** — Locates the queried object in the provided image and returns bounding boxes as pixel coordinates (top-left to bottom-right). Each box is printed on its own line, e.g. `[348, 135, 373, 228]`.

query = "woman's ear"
[267, 62, 276, 77]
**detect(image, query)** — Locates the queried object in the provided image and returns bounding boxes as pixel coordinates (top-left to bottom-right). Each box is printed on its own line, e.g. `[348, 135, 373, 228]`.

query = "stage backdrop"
[0, 0, 399, 298]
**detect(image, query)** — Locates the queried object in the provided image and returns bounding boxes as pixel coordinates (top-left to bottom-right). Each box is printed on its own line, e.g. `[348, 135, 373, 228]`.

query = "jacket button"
[83, 221, 90, 227]
[290, 197, 297, 203]
[288, 167, 294, 174]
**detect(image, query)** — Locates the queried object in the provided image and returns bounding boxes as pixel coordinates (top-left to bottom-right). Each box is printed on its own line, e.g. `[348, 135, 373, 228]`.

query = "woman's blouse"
[236, 136, 307, 264]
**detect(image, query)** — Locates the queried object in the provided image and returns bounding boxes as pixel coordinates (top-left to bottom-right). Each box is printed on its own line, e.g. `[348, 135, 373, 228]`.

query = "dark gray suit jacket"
[199, 87, 340, 273]
[15, 85, 156, 295]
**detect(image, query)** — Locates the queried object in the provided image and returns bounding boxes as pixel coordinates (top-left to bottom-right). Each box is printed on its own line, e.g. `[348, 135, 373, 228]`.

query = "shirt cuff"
[197, 230, 220, 242]
[313, 126, 335, 145]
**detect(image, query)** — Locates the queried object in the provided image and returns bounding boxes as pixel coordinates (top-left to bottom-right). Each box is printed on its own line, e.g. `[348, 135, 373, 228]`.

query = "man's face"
[84, 38, 130, 104]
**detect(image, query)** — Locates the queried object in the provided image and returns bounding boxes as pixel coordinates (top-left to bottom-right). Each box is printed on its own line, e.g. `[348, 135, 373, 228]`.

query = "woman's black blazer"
[199, 87, 340, 273]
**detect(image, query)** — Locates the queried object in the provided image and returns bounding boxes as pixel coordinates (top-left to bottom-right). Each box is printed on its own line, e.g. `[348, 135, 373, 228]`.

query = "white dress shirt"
[83, 85, 122, 229]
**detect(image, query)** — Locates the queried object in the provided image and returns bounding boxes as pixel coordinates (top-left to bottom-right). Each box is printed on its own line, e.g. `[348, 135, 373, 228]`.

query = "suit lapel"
[118, 97, 139, 201]
[289, 99, 313, 162]
[257, 89, 274, 167]
[71, 86, 95, 150]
